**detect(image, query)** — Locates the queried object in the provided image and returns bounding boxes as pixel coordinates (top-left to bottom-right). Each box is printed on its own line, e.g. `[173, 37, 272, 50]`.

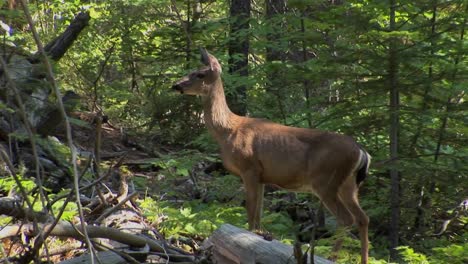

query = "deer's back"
[219, 117, 361, 192]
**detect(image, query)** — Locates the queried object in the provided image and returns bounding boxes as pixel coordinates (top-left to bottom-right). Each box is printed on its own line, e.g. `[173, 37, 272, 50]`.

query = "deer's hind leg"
[338, 174, 369, 264]
[319, 190, 354, 262]
[319, 193, 354, 228]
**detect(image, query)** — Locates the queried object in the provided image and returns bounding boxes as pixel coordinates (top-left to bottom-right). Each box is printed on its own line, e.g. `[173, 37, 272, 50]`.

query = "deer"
[172, 49, 371, 264]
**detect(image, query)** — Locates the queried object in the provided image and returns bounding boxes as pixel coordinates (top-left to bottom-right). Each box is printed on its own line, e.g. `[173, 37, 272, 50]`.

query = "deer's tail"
[356, 149, 371, 185]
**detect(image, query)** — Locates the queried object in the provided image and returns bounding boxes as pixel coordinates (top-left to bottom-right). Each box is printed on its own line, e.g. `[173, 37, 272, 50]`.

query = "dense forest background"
[0, 0, 466, 263]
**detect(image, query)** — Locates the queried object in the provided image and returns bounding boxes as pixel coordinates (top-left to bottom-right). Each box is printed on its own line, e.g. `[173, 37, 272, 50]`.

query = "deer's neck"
[202, 79, 237, 133]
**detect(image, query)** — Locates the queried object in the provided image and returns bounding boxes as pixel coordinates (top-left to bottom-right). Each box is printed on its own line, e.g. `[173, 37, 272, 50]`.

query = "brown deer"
[172, 49, 371, 264]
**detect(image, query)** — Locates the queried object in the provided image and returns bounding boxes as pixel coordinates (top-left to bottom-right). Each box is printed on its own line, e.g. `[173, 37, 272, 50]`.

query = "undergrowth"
[136, 150, 468, 264]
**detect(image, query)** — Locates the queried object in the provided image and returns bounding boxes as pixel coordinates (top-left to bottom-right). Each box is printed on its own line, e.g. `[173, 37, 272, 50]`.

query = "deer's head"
[172, 48, 222, 96]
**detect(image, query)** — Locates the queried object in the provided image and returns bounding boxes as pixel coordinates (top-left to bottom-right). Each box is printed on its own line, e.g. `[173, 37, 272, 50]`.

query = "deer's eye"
[196, 73, 205, 79]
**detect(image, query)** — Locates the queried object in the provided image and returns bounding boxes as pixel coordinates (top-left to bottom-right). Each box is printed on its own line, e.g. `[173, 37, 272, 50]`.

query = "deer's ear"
[209, 55, 222, 73]
[200, 48, 210, 65]
[200, 48, 222, 73]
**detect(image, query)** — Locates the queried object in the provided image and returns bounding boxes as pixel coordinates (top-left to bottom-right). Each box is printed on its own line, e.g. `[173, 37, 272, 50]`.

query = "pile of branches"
[0, 187, 195, 263]
[0, 3, 197, 263]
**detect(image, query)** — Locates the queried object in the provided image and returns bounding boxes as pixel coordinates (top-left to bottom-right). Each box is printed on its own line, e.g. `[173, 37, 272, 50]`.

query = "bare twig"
[92, 43, 116, 111]
[40, 241, 83, 258]
[0, 197, 52, 223]
[0, 53, 49, 263]
[18, 1, 94, 262]
[433, 199, 468, 236]
[94, 192, 139, 224]
[0, 222, 194, 262]
[170, 0, 193, 47]
[91, 243, 141, 264]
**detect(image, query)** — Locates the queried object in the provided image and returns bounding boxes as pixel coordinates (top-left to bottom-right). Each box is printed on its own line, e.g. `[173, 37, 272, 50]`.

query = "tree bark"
[412, 0, 438, 233]
[301, 15, 313, 128]
[228, 0, 250, 115]
[266, 0, 287, 63]
[58, 250, 127, 264]
[388, 0, 400, 260]
[421, 2, 468, 238]
[0, 221, 194, 262]
[40, 12, 90, 61]
[202, 224, 333, 264]
[265, 0, 287, 122]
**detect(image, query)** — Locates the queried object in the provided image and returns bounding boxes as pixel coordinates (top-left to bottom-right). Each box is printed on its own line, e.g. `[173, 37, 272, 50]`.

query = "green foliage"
[140, 197, 246, 238]
[396, 246, 429, 264]
[0, 174, 36, 194]
[208, 173, 242, 202]
[189, 132, 219, 152]
[0, 175, 77, 221]
[431, 243, 468, 264]
[0, 101, 14, 113]
[37, 136, 72, 158]
[261, 211, 294, 240]
[4, 0, 467, 263]
[141, 197, 296, 242]
[49, 193, 79, 221]
[68, 117, 91, 128]
[150, 150, 211, 178]
[314, 235, 371, 264]
[0, 216, 13, 226]
[52, 200, 78, 221]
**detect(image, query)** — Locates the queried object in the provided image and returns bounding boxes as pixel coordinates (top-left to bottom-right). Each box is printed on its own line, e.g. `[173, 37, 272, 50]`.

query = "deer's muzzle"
[172, 84, 184, 94]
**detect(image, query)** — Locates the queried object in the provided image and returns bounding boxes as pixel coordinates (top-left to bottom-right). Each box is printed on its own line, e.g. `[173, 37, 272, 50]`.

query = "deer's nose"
[172, 84, 184, 94]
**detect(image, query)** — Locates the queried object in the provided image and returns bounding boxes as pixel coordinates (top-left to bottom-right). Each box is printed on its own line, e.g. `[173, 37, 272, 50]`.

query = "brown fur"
[172, 50, 370, 264]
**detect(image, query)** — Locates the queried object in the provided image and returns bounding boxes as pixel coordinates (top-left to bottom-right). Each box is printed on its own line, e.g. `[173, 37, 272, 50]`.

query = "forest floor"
[51, 112, 250, 261]
[0, 112, 336, 263]
[51, 112, 315, 262]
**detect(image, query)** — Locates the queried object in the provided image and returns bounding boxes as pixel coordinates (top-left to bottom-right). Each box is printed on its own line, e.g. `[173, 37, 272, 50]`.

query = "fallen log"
[0, 197, 52, 223]
[202, 224, 334, 264]
[0, 221, 194, 263]
[58, 250, 126, 264]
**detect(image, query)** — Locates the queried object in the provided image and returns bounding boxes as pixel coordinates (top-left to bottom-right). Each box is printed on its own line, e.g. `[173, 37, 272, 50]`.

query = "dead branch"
[94, 192, 139, 224]
[434, 198, 468, 236]
[0, 197, 53, 223]
[0, 221, 195, 262]
[20, 1, 91, 260]
[41, 12, 91, 61]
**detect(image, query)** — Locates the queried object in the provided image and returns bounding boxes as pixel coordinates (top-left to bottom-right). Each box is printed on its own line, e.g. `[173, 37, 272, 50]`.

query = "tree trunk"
[41, 12, 90, 61]
[388, 0, 400, 260]
[301, 15, 313, 128]
[265, 0, 287, 122]
[421, 2, 467, 237]
[413, 0, 438, 233]
[0, 11, 90, 192]
[266, 0, 286, 63]
[228, 0, 250, 116]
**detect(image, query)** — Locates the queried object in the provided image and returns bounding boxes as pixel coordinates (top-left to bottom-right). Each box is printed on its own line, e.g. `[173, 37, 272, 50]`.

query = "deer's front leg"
[242, 172, 264, 230]
[254, 183, 265, 227]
